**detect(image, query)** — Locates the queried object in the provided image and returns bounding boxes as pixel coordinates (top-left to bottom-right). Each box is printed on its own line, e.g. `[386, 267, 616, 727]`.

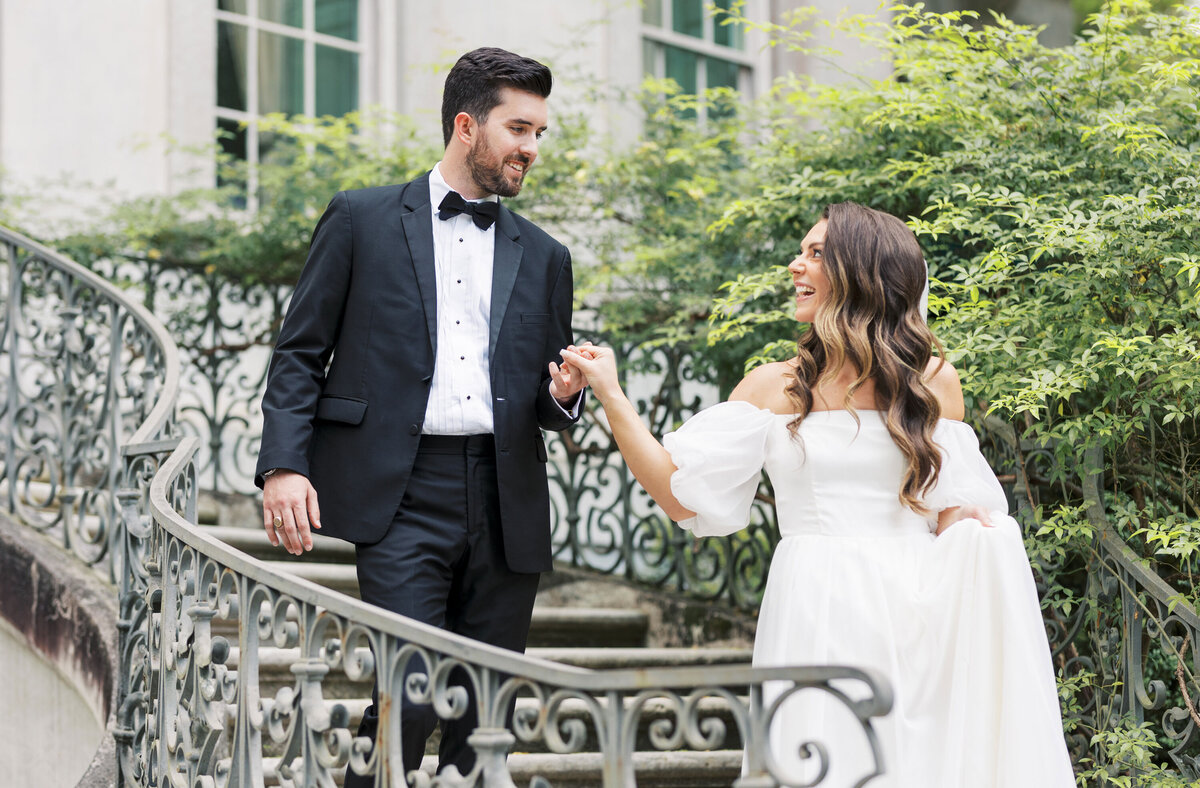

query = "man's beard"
[466, 135, 528, 198]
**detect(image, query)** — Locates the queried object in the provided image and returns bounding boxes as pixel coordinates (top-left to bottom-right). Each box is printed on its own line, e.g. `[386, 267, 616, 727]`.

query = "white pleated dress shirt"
[423, 163, 578, 435]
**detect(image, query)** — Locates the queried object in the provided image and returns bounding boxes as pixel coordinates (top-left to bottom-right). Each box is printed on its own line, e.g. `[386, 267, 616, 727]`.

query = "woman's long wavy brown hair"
[787, 202, 944, 512]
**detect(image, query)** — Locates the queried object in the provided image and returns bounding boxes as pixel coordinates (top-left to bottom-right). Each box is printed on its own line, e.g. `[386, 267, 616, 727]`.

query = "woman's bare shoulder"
[729, 361, 795, 411]
[925, 357, 965, 421]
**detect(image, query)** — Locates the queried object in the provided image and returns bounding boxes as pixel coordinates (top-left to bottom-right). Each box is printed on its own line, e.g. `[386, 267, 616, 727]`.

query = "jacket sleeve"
[535, 245, 583, 432]
[255, 192, 353, 486]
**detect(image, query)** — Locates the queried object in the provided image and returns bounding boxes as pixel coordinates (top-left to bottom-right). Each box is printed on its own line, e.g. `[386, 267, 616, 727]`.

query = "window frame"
[214, 0, 364, 204]
[641, 0, 756, 121]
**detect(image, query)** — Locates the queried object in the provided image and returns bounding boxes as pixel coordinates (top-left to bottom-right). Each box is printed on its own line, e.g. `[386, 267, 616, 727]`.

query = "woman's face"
[788, 219, 829, 324]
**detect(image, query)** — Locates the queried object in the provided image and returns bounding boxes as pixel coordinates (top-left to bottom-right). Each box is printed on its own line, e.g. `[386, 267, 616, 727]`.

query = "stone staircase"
[198, 494, 760, 787]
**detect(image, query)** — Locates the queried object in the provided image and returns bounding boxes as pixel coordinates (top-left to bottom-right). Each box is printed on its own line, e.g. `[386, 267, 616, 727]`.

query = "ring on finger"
[272, 516, 283, 530]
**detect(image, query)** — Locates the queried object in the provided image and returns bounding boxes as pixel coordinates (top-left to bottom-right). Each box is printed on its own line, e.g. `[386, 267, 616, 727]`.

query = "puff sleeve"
[663, 401, 775, 537]
[925, 420, 1011, 517]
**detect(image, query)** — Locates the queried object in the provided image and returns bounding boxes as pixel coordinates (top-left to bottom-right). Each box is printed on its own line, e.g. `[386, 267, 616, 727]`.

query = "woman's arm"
[925, 358, 995, 533]
[559, 345, 695, 521]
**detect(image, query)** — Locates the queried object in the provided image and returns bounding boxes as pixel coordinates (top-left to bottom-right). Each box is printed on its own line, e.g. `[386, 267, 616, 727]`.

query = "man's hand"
[262, 471, 321, 555]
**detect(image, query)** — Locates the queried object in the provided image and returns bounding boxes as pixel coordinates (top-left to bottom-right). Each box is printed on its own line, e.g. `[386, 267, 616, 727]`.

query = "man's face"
[465, 87, 548, 198]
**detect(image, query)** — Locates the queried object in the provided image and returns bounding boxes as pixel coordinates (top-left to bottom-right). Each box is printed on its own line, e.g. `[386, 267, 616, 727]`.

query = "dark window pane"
[259, 0, 302, 27]
[217, 21, 248, 111]
[316, 0, 358, 41]
[707, 56, 740, 91]
[216, 117, 248, 204]
[217, 117, 247, 161]
[672, 0, 702, 38]
[258, 30, 304, 115]
[664, 44, 698, 94]
[713, 0, 743, 48]
[218, 0, 247, 14]
[316, 46, 358, 116]
[642, 0, 662, 26]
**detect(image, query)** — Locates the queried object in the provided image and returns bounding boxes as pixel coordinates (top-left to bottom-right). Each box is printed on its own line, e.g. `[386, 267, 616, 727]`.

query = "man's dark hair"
[441, 47, 552, 146]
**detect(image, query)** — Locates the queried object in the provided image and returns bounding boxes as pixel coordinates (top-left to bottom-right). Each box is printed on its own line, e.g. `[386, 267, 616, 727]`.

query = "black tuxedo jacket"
[255, 173, 578, 573]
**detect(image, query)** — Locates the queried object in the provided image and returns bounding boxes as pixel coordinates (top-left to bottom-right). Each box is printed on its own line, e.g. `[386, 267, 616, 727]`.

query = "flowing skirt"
[753, 516, 1075, 787]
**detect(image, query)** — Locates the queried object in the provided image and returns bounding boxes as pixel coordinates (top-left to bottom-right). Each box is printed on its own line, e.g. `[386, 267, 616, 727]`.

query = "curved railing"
[1, 227, 895, 786]
[1074, 448, 1200, 778]
[0, 227, 178, 574]
[136, 435, 893, 786]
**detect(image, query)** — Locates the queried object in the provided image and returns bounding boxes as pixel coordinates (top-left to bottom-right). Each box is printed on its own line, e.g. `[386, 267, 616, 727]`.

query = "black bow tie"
[437, 191, 499, 230]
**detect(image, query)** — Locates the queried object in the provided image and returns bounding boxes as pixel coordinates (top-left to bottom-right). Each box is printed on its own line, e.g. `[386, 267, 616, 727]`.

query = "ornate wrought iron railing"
[1, 229, 178, 578]
[1072, 448, 1200, 778]
[1, 228, 895, 786]
[132, 434, 893, 786]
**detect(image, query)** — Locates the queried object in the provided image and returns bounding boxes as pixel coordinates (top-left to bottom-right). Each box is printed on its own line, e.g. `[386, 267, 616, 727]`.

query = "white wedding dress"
[663, 403, 1075, 787]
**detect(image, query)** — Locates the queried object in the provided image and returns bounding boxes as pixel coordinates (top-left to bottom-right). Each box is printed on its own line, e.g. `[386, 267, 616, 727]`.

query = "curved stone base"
[0, 512, 118, 787]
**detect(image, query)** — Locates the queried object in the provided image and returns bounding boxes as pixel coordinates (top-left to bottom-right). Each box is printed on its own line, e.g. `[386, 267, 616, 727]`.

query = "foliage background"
[707, 2, 1200, 782]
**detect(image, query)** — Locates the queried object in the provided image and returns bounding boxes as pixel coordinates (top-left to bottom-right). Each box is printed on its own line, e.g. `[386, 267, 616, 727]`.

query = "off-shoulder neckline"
[721, 400, 968, 425]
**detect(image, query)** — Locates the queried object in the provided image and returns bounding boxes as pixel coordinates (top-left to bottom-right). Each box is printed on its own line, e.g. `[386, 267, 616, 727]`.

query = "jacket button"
[409, 424, 419, 435]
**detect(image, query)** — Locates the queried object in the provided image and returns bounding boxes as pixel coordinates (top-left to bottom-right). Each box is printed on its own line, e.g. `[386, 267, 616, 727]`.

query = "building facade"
[0, 0, 888, 205]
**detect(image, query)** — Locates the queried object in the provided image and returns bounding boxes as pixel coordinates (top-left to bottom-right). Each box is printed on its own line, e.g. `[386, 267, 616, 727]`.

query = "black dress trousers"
[343, 434, 541, 784]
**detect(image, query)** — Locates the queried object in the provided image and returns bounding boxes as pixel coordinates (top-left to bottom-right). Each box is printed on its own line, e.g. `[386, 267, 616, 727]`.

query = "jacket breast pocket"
[520, 312, 549, 325]
[315, 396, 368, 425]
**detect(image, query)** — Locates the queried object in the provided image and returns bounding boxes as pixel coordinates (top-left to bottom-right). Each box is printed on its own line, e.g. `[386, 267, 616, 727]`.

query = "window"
[215, 0, 361, 196]
[642, 0, 752, 119]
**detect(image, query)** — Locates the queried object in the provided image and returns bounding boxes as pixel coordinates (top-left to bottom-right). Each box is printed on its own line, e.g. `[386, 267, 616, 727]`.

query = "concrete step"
[526, 647, 751, 669]
[263, 749, 743, 787]
[211, 605, 651, 649]
[226, 646, 751, 700]
[201, 525, 357, 564]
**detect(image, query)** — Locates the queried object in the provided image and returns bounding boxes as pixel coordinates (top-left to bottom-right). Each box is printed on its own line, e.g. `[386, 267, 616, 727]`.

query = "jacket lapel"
[490, 206, 524, 363]
[400, 173, 438, 354]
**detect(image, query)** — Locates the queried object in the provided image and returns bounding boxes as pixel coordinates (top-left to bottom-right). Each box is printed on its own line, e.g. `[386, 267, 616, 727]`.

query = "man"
[254, 47, 584, 782]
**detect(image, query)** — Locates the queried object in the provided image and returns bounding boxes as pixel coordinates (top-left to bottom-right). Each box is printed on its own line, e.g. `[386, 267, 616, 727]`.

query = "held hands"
[935, 504, 994, 536]
[559, 343, 622, 404]
[549, 345, 590, 403]
[262, 471, 321, 555]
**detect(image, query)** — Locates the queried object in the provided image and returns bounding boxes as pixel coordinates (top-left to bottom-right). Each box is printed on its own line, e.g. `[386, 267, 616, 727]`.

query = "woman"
[559, 202, 1074, 787]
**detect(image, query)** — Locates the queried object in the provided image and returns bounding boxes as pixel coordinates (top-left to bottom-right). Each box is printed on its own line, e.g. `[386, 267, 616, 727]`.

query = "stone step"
[230, 645, 751, 677]
[201, 525, 358, 564]
[211, 604, 652, 649]
[262, 749, 743, 787]
[226, 646, 752, 700]
[527, 647, 751, 669]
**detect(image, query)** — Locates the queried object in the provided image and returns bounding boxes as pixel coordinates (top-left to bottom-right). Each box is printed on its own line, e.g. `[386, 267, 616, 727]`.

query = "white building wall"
[0, 0, 878, 206]
[1, 0, 173, 199]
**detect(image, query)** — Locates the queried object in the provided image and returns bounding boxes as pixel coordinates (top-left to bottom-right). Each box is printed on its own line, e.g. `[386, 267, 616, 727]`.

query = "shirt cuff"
[550, 384, 583, 419]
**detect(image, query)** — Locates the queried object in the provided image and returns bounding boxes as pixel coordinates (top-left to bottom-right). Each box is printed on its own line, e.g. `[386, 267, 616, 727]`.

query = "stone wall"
[0, 513, 118, 787]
